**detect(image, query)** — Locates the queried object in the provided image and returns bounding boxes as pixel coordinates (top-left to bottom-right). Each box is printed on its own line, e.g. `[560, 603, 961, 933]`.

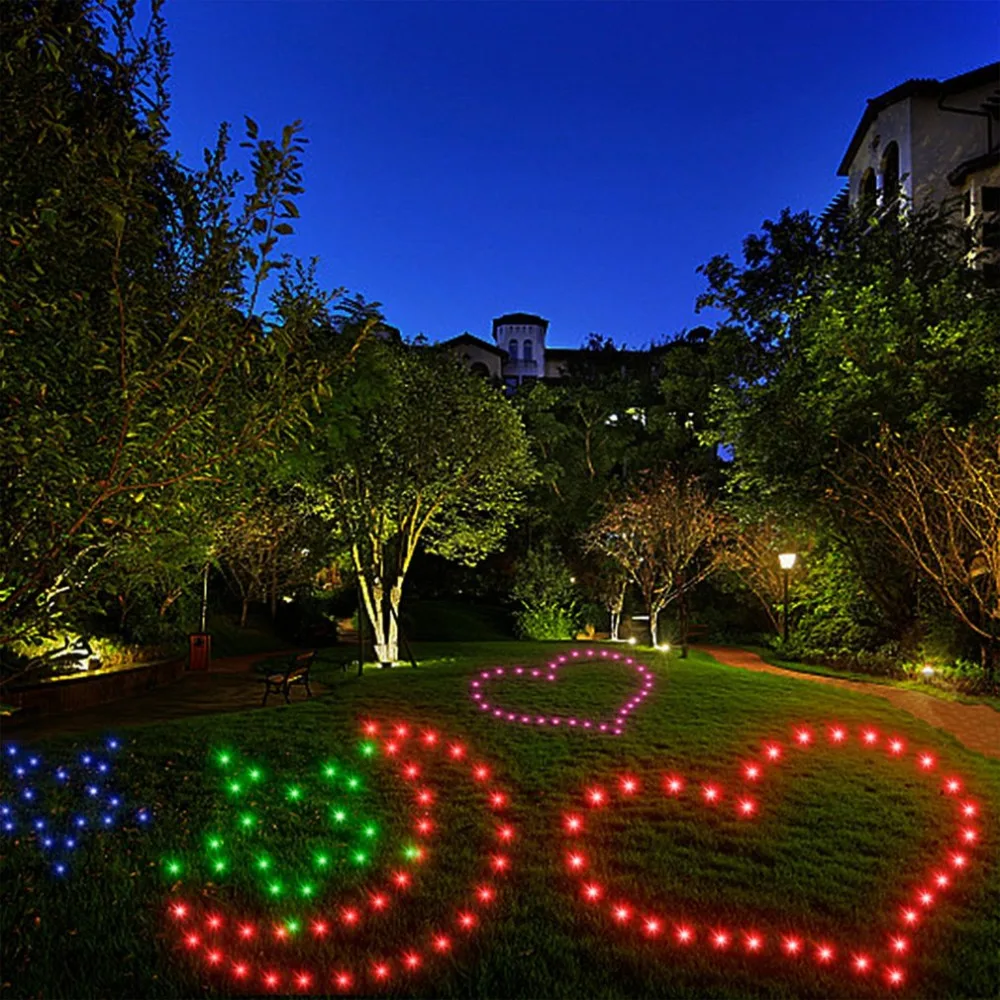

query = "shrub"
[511, 543, 578, 641]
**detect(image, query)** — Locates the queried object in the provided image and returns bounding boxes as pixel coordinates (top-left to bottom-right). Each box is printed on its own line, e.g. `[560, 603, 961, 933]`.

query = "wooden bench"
[259, 650, 315, 705]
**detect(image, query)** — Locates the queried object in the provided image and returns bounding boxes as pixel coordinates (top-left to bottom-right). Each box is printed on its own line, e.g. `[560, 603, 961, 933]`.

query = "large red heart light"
[560, 722, 983, 991]
[470, 647, 655, 735]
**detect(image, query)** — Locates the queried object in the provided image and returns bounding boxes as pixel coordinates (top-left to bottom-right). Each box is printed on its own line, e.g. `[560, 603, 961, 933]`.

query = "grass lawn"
[1, 643, 998, 999]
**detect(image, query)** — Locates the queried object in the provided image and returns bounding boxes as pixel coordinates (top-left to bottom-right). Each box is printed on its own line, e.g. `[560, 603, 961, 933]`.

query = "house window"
[860, 168, 877, 212]
[982, 186, 1000, 213]
[504, 376, 519, 394]
[523, 340, 533, 362]
[982, 222, 1000, 250]
[881, 142, 900, 205]
[508, 339, 518, 361]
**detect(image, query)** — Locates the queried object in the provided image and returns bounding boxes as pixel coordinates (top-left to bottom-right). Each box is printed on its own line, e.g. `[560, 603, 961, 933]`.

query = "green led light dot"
[322, 763, 338, 779]
[403, 845, 419, 861]
[165, 859, 183, 876]
[216, 751, 232, 767]
[285, 918, 301, 934]
[247, 767, 262, 782]
[299, 883, 315, 898]
[268, 881, 283, 896]
[207, 836, 223, 851]
[363, 824, 377, 839]
[228, 781, 242, 795]
[352, 850, 368, 865]
[239, 812, 256, 829]
[359, 741, 376, 757]
[213, 859, 228, 874]
[332, 809, 346, 824]
[256, 856, 271, 871]
[346, 777, 360, 791]
[286, 785, 303, 802]
[314, 853, 329, 868]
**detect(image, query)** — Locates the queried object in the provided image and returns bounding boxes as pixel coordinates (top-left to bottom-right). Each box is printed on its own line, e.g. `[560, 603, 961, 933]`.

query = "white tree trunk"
[610, 609, 621, 642]
[649, 608, 659, 647]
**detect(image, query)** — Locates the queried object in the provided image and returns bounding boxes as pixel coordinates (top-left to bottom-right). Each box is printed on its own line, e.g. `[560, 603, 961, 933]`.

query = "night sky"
[161, 1, 998, 348]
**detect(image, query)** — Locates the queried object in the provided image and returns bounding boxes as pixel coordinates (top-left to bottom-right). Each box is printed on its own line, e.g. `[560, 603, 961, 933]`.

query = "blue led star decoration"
[1, 737, 151, 878]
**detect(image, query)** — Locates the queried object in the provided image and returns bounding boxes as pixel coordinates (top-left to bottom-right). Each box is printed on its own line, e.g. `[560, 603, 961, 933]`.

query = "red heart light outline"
[560, 722, 983, 991]
[166, 721, 515, 993]
[470, 647, 655, 735]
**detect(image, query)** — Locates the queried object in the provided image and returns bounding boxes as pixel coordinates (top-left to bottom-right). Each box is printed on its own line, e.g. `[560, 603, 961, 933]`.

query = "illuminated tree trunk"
[649, 607, 659, 648]
[608, 577, 626, 641]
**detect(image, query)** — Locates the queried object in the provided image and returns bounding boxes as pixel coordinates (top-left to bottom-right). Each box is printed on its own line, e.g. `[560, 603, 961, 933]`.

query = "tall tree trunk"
[610, 609, 621, 642]
[679, 585, 689, 659]
[240, 595, 249, 628]
[649, 606, 658, 648]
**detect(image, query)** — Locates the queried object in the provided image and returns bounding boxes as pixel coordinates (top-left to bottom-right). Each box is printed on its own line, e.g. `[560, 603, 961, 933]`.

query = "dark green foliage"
[511, 543, 579, 640]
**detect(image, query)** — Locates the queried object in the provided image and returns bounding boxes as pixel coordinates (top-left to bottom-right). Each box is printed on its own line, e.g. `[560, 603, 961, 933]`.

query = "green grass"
[1, 642, 998, 999]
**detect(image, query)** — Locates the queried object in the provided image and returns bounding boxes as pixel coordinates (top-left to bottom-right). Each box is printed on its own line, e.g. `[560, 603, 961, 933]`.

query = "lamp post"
[778, 552, 797, 643]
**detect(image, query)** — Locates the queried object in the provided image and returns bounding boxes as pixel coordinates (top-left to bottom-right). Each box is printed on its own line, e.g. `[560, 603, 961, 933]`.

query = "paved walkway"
[696, 645, 1000, 760]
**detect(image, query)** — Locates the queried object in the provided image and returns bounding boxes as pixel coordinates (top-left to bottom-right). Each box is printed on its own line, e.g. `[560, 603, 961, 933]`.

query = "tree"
[586, 471, 728, 653]
[699, 204, 1000, 643]
[836, 426, 1000, 683]
[308, 341, 536, 664]
[1, 0, 360, 644]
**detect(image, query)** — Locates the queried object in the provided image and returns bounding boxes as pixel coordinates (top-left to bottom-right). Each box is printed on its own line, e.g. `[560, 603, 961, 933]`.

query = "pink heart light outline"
[469, 647, 655, 735]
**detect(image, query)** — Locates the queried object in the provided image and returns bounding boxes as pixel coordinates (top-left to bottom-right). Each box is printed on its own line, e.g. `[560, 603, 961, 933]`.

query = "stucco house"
[838, 61, 999, 273]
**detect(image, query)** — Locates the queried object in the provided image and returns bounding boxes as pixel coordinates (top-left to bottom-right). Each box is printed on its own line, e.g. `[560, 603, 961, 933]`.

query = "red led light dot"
[232, 963, 248, 979]
[862, 728, 879, 745]
[901, 908, 919, 926]
[782, 936, 802, 956]
[421, 730, 438, 746]
[886, 967, 906, 987]
[497, 824, 515, 842]
[341, 907, 360, 926]
[362, 721, 379, 736]
[852, 954, 871, 974]
[664, 775, 685, 795]
[583, 883, 603, 902]
[448, 742, 466, 759]
[567, 852, 586, 871]
[274, 925, 289, 941]
[917, 890, 934, 907]
[620, 776, 639, 795]
[950, 851, 968, 869]
[613, 905, 632, 924]
[476, 885, 496, 904]
[933, 871, 951, 889]
[384, 741, 399, 756]
[890, 936, 908, 955]
[416, 788, 434, 806]
[918, 752, 936, 770]
[829, 726, 847, 743]
[742, 763, 761, 781]
[473, 765, 490, 782]
[943, 777, 962, 794]
[403, 764, 420, 780]
[171, 903, 188, 920]
[372, 962, 390, 981]
[702, 783, 721, 804]
[961, 826, 979, 844]
[403, 952, 421, 970]
[393, 724, 409, 738]
[264, 972, 280, 990]
[643, 917, 662, 937]
[295, 972, 312, 990]
[737, 797, 757, 817]
[370, 893, 388, 911]
[489, 791, 507, 809]
[491, 853, 510, 873]
[206, 914, 222, 930]
[184, 933, 200, 949]
[238, 923, 255, 940]
[587, 787, 607, 807]
[744, 933, 763, 953]
[564, 814, 584, 833]
[333, 971, 353, 991]
[794, 727, 813, 746]
[712, 930, 731, 949]
[458, 911, 477, 930]
[961, 801, 978, 818]
[675, 924, 694, 945]
[311, 920, 328, 937]
[392, 870, 412, 888]
[206, 950, 222, 966]
[764, 744, 782, 761]
[416, 817, 434, 835]
[432, 934, 451, 952]
[816, 944, 834, 964]
[888, 738, 905, 755]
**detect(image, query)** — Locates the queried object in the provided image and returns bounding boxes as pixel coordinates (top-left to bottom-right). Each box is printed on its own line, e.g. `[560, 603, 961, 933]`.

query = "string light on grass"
[560, 717, 983, 991]
[164, 719, 517, 993]
[468, 649, 655, 736]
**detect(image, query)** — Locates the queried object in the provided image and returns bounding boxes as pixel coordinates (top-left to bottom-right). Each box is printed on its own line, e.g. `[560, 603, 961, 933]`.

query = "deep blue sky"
[161, 1, 998, 348]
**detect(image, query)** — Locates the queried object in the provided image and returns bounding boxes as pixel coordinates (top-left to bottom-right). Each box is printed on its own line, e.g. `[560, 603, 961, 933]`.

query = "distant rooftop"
[492, 312, 549, 337]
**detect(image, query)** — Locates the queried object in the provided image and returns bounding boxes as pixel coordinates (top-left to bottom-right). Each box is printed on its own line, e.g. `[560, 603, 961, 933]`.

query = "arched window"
[469, 362, 490, 378]
[523, 339, 533, 362]
[881, 142, 900, 206]
[860, 168, 877, 213]
[508, 339, 518, 361]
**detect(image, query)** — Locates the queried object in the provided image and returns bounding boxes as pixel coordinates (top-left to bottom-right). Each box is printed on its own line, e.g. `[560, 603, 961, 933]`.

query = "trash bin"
[188, 633, 212, 671]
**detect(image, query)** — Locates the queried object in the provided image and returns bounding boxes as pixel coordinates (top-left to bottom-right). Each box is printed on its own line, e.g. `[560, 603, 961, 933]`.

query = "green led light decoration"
[165, 720, 518, 993]
[163, 744, 392, 904]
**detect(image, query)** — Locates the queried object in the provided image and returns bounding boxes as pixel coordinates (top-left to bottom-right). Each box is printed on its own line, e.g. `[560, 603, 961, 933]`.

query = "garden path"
[696, 645, 1000, 760]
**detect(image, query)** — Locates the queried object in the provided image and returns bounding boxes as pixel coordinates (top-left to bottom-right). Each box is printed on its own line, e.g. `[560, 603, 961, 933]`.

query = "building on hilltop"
[838, 61, 999, 272]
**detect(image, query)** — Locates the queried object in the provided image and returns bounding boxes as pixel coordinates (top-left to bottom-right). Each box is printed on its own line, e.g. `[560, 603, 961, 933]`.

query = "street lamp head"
[778, 552, 797, 571]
